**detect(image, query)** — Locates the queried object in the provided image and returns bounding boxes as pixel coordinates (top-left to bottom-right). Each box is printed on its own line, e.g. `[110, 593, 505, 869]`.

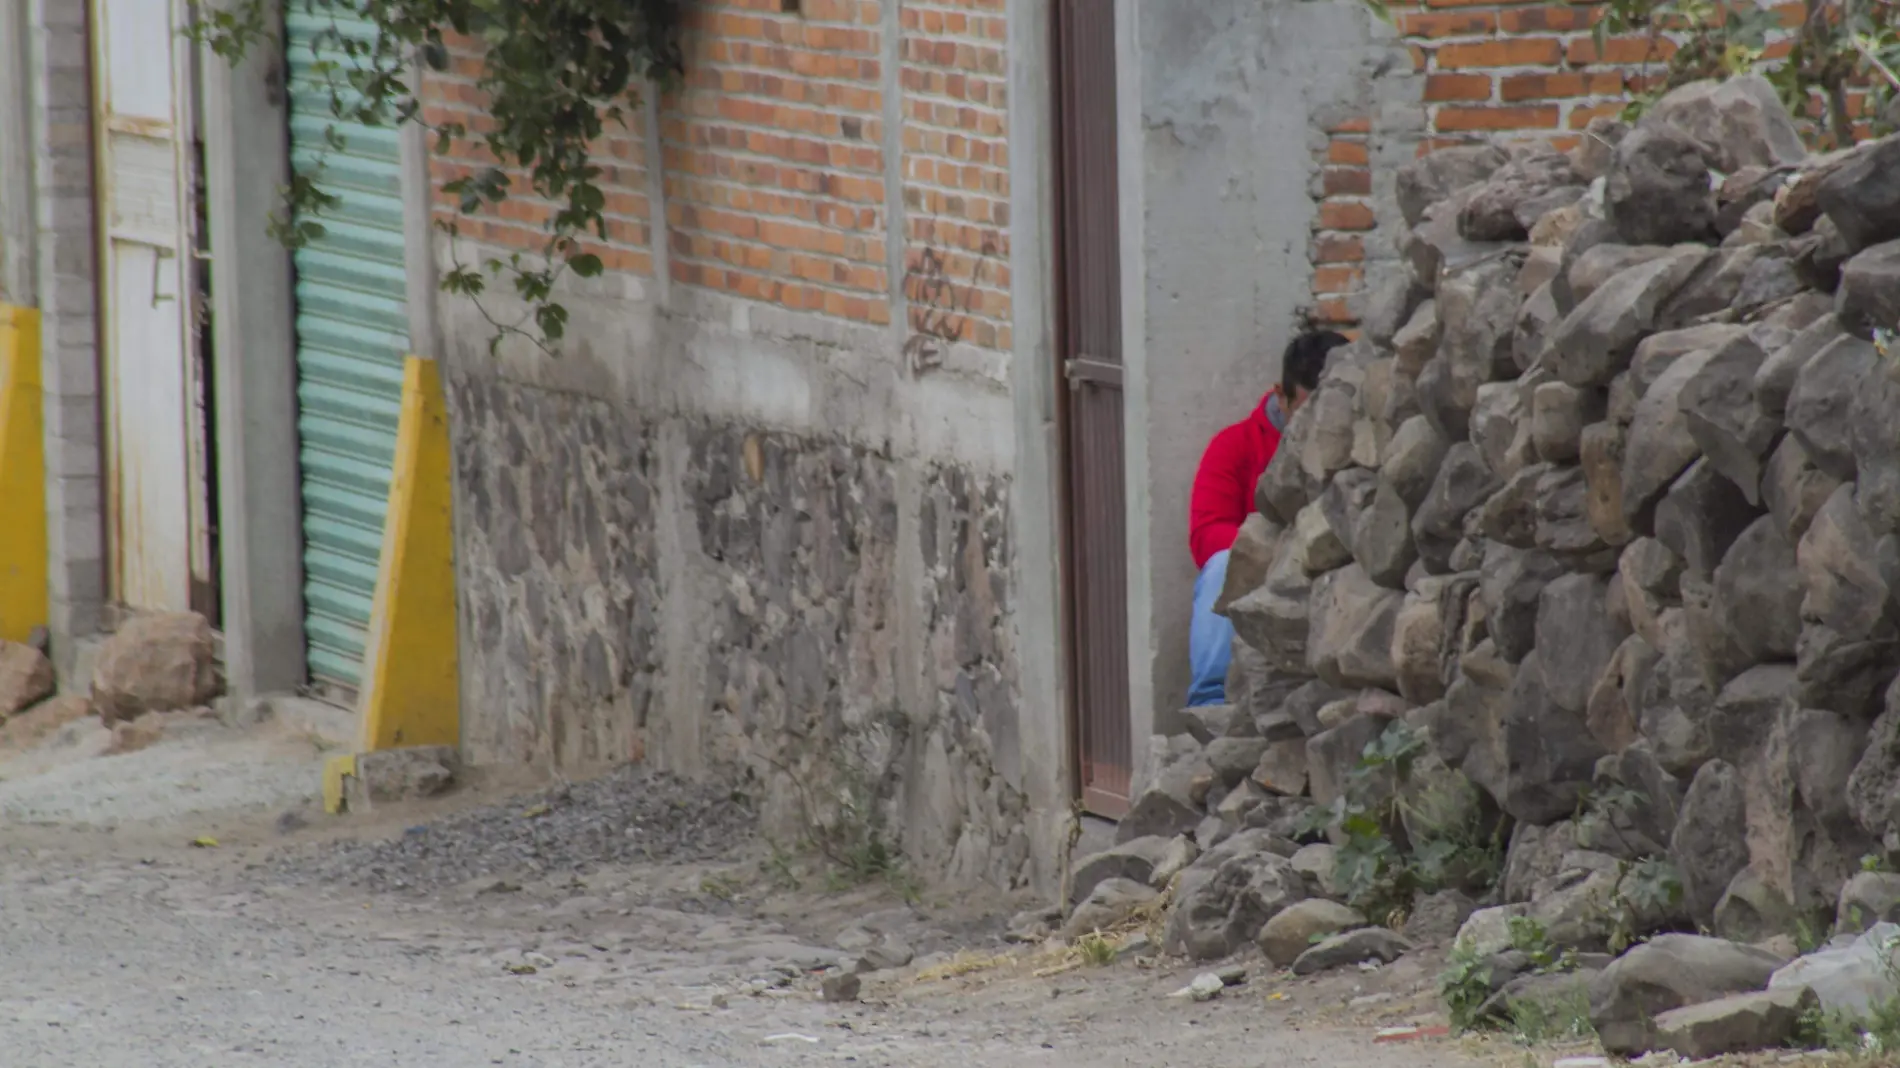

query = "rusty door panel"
[1055, 0, 1131, 818]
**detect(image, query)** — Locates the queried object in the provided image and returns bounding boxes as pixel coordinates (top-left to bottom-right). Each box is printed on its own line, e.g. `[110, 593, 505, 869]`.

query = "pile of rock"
[1072, 73, 1900, 1054]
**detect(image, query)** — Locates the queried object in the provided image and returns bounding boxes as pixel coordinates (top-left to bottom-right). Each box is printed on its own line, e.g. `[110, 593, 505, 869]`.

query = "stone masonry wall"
[1306, 0, 1884, 335]
[423, 2, 1031, 889]
[1207, 74, 1900, 955]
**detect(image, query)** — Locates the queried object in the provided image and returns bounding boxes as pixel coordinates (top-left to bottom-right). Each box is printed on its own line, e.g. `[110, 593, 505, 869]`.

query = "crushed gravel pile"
[270, 765, 757, 893]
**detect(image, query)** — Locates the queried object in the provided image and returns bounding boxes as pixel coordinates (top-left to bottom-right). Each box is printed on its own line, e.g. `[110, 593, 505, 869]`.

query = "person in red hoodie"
[1186, 328, 1348, 706]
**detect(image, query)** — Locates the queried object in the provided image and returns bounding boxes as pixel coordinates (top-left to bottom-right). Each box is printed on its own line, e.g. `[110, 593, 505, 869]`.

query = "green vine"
[191, 0, 688, 354]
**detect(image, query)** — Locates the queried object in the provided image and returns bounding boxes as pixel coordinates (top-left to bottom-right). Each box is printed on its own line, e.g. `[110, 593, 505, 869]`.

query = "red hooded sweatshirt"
[1189, 389, 1285, 569]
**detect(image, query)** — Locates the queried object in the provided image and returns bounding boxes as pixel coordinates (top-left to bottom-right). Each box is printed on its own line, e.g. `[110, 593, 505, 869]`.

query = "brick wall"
[419, 0, 1012, 353]
[1304, 0, 1874, 334]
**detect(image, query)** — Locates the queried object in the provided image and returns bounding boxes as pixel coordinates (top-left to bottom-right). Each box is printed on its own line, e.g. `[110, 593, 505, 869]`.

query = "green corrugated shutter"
[285, 8, 410, 694]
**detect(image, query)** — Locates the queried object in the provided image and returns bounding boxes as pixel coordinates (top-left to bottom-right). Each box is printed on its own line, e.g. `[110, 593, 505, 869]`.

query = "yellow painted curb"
[355, 355, 460, 753]
[0, 304, 47, 645]
[322, 752, 357, 815]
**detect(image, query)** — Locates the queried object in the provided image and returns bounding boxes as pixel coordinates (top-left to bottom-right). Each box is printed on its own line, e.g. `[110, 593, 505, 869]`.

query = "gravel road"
[0, 729, 1485, 1068]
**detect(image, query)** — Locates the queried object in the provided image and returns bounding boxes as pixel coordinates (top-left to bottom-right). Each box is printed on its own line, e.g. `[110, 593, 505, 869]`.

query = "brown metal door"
[1055, 0, 1130, 818]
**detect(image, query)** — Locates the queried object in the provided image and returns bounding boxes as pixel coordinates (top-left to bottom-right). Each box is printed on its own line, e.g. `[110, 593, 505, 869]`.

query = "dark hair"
[1281, 329, 1349, 397]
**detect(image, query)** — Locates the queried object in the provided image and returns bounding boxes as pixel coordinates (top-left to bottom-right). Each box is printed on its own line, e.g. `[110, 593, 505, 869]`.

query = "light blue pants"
[1187, 549, 1234, 707]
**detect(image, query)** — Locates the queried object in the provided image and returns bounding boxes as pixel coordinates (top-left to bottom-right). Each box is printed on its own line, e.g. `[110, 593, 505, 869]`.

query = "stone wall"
[447, 363, 1032, 888]
[1063, 74, 1900, 991]
[1209, 73, 1900, 943]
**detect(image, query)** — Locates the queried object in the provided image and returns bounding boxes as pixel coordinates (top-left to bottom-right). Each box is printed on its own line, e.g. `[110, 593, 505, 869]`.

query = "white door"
[91, 0, 208, 613]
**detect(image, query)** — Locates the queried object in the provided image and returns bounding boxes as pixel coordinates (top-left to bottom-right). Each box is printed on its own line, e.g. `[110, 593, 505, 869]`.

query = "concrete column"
[27, 0, 107, 678]
[1005, 0, 1071, 893]
[200, 6, 309, 702]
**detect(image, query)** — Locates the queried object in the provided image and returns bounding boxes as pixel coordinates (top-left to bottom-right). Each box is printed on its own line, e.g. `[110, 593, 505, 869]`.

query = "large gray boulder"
[1815, 132, 1900, 255]
[1438, 254, 1525, 395]
[1412, 444, 1499, 571]
[1679, 330, 1781, 502]
[1580, 421, 1635, 546]
[1257, 899, 1367, 967]
[1712, 516, 1803, 663]
[1502, 650, 1606, 824]
[1305, 565, 1403, 691]
[1071, 836, 1179, 906]
[1796, 623, 1899, 721]
[1632, 322, 1749, 398]
[1798, 484, 1893, 643]
[1588, 934, 1788, 1057]
[1291, 927, 1414, 976]
[1654, 459, 1758, 576]
[1379, 415, 1451, 509]
[1353, 481, 1419, 589]
[1481, 543, 1566, 663]
[1633, 610, 1720, 774]
[1531, 379, 1600, 464]
[1536, 573, 1630, 715]
[1651, 987, 1817, 1061]
[1544, 247, 1711, 388]
[1755, 314, 1846, 419]
[1762, 434, 1844, 545]
[1837, 237, 1900, 342]
[1671, 760, 1752, 927]
[1851, 341, 1900, 537]
[1838, 872, 1900, 934]
[1460, 145, 1582, 242]
[1604, 125, 1718, 245]
[1641, 76, 1807, 175]
[1623, 348, 1719, 534]
[1117, 738, 1214, 845]
[1162, 837, 1307, 961]
[1307, 713, 1391, 810]
[1397, 144, 1509, 229]
[1850, 693, 1900, 850]
[1787, 335, 1880, 482]
[1536, 464, 1616, 565]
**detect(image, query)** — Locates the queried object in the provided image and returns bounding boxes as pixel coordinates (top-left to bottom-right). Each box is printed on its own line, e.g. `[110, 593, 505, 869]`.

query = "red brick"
[1436, 38, 1565, 69]
[1497, 6, 1597, 33]
[1396, 9, 1496, 37]
[1317, 200, 1377, 231]
[1434, 104, 1562, 132]
[1499, 71, 1626, 101]
[1568, 101, 1630, 129]
[1327, 138, 1370, 166]
[1426, 73, 1493, 102]
[1313, 265, 1364, 294]
[1329, 115, 1373, 134]
[1322, 167, 1373, 196]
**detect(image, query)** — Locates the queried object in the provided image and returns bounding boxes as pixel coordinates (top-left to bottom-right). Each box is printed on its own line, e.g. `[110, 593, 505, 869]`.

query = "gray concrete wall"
[24, 0, 107, 678]
[1121, 0, 1408, 767]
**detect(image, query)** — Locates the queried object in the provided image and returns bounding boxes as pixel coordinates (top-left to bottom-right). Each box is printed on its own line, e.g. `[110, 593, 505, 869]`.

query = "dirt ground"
[0, 714, 1555, 1067]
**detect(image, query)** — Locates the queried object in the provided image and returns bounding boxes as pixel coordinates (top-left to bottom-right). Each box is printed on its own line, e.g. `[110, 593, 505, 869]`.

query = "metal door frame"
[1051, 0, 1130, 819]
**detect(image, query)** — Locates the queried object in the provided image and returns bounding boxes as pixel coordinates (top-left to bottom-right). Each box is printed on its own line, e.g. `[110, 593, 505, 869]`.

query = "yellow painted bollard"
[0, 304, 47, 645]
[354, 355, 460, 754]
